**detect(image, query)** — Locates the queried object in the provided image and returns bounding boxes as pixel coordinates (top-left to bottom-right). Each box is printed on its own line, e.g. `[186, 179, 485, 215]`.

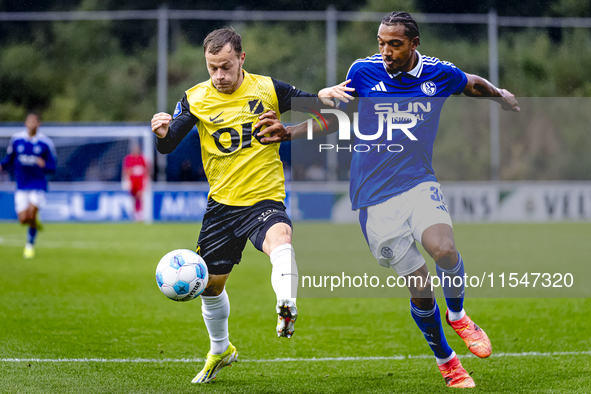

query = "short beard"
[215, 68, 243, 94]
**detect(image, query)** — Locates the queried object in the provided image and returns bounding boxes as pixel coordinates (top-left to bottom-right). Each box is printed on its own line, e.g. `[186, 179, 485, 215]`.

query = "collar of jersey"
[209, 70, 251, 97]
[22, 130, 39, 143]
[384, 50, 423, 79]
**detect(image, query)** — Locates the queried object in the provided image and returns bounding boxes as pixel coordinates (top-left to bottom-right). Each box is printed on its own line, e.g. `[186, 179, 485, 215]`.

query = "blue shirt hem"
[351, 174, 437, 210]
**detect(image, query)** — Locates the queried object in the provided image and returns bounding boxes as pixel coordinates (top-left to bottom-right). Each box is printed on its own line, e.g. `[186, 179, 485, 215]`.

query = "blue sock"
[27, 226, 37, 245]
[436, 252, 465, 312]
[410, 300, 453, 359]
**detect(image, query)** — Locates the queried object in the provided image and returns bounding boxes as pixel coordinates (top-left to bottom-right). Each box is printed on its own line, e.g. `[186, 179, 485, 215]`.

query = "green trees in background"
[0, 0, 158, 121]
[3, 0, 591, 122]
[1, 0, 591, 180]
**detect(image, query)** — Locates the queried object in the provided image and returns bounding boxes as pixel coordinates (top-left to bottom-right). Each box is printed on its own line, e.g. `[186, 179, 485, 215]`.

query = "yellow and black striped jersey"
[156, 70, 316, 206]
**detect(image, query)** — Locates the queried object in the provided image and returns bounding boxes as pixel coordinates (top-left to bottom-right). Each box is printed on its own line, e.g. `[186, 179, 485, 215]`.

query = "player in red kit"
[122, 143, 148, 221]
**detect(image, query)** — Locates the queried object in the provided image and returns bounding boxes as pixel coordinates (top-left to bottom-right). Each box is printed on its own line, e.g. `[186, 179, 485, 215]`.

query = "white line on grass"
[2, 351, 589, 364]
[0, 237, 99, 249]
[0, 235, 167, 250]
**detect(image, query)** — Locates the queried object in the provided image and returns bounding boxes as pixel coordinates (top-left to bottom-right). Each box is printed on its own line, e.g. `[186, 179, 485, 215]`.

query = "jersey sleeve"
[443, 62, 468, 95]
[0, 135, 16, 169]
[272, 79, 318, 114]
[156, 94, 199, 154]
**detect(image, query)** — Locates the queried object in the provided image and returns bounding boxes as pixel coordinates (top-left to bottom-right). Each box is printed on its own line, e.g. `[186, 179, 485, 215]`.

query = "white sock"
[436, 351, 456, 365]
[448, 308, 466, 321]
[270, 243, 298, 302]
[201, 290, 230, 355]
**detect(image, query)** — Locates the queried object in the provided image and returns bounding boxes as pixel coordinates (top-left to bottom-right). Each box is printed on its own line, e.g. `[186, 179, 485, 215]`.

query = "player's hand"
[318, 79, 355, 107]
[36, 157, 46, 168]
[151, 112, 171, 138]
[255, 110, 291, 143]
[498, 89, 520, 112]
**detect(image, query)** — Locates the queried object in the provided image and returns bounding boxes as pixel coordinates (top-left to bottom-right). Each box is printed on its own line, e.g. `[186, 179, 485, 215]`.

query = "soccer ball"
[155, 249, 209, 301]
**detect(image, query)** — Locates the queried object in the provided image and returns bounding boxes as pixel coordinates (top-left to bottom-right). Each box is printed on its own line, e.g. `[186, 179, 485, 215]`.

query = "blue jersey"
[0, 131, 57, 191]
[345, 51, 467, 209]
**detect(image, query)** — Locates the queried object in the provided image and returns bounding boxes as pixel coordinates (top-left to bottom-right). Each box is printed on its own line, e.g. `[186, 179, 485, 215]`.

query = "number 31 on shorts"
[430, 186, 448, 212]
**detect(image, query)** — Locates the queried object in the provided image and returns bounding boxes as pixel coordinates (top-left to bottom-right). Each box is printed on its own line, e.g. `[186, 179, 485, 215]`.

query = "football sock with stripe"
[436, 252, 466, 320]
[201, 290, 230, 355]
[27, 226, 37, 246]
[270, 243, 298, 302]
[410, 300, 454, 362]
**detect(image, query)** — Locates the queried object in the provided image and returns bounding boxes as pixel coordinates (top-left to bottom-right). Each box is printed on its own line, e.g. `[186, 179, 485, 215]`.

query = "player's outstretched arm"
[151, 112, 171, 139]
[318, 79, 355, 108]
[259, 79, 355, 143]
[463, 73, 520, 112]
[255, 109, 340, 143]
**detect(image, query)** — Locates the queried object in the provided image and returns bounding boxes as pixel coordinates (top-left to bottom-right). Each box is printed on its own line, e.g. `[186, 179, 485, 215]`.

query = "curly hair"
[381, 11, 420, 42]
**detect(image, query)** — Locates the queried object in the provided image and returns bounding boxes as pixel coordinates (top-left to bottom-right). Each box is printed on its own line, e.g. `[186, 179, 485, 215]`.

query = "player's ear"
[240, 52, 246, 66]
[411, 36, 420, 50]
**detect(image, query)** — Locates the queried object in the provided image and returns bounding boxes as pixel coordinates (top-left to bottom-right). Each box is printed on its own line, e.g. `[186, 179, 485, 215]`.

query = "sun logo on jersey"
[421, 81, 437, 96]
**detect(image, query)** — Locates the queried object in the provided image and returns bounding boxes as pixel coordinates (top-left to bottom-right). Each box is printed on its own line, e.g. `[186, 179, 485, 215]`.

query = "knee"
[270, 234, 291, 251]
[431, 242, 458, 268]
[264, 223, 292, 255]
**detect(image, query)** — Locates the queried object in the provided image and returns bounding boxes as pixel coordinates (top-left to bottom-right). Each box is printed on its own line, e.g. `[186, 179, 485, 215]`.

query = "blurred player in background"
[0, 112, 56, 259]
[151, 27, 351, 384]
[122, 142, 148, 221]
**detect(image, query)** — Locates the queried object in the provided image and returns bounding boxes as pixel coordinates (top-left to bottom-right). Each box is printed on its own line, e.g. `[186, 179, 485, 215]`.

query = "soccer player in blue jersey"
[269, 11, 520, 389]
[344, 12, 519, 388]
[0, 112, 56, 259]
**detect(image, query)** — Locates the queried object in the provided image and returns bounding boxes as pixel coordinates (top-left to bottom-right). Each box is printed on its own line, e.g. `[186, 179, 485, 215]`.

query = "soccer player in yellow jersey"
[151, 28, 353, 383]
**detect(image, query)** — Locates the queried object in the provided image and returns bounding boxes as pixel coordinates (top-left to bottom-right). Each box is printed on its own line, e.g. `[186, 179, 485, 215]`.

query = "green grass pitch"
[0, 222, 589, 393]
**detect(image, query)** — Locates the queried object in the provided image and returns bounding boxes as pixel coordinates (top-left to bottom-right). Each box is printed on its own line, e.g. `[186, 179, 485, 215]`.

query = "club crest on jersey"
[248, 99, 264, 115]
[173, 101, 182, 119]
[421, 81, 437, 96]
[33, 145, 42, 154]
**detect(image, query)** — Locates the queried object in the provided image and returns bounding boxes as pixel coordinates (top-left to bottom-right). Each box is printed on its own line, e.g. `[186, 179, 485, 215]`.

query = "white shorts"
[358, 181, 453, 276]
[14, 190, 46, 214]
